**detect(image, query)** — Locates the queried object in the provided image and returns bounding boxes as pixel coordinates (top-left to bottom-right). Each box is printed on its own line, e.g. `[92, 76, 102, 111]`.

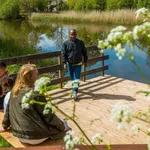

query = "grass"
[31, 9, 143, 26]
[0, 38, 36, 59]
[0, 135, 12, 148]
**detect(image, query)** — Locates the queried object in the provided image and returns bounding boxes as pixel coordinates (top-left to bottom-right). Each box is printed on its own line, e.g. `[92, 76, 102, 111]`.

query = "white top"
[3, 91, 11, 114]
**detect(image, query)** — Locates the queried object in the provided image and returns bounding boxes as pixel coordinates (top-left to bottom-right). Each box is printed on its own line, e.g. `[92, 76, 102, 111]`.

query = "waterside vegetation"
[31, 9, 143, 25]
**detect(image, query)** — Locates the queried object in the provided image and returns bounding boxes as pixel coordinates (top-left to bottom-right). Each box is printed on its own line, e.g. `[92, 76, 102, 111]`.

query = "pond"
[0, 20, 149, 84]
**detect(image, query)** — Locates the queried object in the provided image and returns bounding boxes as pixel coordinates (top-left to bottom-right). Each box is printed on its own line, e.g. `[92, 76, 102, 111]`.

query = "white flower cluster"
[34, 77, 51, 92]
[91, 133, 103, 144]
[98, 8, 150, 60]
[98, 26, 128, 60]
[131, 124, 141, 134]
[21, 90, 33, 109]
[64, 80, 80, 89]
[107, 26, 126, 43]
[133, 22, 150, 40]
[136, 7, 149, 19]
[111, 102, 132, 130]
[64, 130, 82, 150]
[115, 43, 126, 60]
[43, 101, 56, 115]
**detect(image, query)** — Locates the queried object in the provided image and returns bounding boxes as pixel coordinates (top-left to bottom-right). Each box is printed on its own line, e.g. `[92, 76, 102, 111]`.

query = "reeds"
[31, 9, 143, 25]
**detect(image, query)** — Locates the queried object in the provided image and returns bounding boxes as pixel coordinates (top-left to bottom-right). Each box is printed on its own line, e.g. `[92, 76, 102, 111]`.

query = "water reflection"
[36, 34, 59, 52]
[0, 20, 149, 83]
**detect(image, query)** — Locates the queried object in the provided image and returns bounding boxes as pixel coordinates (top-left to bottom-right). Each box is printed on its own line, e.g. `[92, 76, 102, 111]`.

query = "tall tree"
[0, 0, 19, 19]
[19, 0, 37, 19]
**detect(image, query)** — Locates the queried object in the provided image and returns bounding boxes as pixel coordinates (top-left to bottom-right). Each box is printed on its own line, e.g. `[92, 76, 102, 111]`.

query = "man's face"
[69, 31, 77, 41]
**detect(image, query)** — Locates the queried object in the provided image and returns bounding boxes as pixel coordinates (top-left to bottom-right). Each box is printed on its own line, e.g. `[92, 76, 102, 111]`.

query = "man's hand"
[63, 64, 67, 70]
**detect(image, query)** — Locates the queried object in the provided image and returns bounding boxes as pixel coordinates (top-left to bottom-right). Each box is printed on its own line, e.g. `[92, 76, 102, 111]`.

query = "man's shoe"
[72, 91, 78, 100]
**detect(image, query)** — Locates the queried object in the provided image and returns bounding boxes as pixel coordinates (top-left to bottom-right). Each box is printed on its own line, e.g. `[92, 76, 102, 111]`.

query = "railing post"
[82, 62, 86, 82]
[101, 52, 104, 76]
[58, 56, 63, 88]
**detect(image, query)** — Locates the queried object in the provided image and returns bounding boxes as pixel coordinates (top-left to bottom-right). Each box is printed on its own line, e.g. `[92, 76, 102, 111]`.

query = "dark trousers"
[68, 64, 81, 93]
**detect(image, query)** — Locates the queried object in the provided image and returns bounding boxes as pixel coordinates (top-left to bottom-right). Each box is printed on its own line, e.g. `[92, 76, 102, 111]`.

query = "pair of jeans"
[68, 64, 81, 93]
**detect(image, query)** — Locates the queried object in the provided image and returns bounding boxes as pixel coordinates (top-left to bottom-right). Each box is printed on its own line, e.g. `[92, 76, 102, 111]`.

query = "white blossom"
[21, 90, 33, 109]
[107, 32, 123, 43]
[110, 26, 126, 33]
[111, 102, 132, 130]
[64, 130, 81, 150]
[131, 124, 141, 134]
[114, 43, 126, 60]
[43, 101, 56, 115]
[34, 77, 51, 92]
[91, 133, 103, 144]
[123, 31, 134, 43]
[21, 103, 30, 109]
[133, 22, 150, 40]
[98, 40, 109, 49]
[136, 8, 149, 19]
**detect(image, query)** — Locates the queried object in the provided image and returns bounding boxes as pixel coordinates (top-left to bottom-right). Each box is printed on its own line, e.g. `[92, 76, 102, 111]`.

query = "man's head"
[0, 62, 7, 77]
[69, 29, 77, 41]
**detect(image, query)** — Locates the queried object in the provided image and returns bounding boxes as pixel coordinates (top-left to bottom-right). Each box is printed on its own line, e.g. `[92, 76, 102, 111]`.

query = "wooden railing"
[0, 46, 109, 88]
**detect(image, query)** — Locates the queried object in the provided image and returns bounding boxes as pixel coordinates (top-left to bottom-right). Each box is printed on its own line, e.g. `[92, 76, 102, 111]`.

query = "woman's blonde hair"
[12, 64, 36, 97]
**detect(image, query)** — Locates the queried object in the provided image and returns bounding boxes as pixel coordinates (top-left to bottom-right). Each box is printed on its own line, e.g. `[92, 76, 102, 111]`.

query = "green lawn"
[0, 135, 12, 148]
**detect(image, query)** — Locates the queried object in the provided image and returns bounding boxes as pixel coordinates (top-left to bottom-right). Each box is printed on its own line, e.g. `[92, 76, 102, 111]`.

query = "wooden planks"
[0, 75, 149, 148]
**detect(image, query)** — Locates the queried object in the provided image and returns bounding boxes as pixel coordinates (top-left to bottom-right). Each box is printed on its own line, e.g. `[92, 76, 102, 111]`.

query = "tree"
[19, 0, 37, 19]
[36, 0, 48, 12]
[106, 0, 122, 10]
[0, 0, 19, 19]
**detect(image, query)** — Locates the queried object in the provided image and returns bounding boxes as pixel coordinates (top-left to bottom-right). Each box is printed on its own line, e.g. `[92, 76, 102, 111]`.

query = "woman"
[1, 64, 69, 145]
[0, 61, 8, 109]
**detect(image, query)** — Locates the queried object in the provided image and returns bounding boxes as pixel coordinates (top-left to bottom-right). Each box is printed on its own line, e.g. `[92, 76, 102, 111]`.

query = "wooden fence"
[0, 46, 109, 88]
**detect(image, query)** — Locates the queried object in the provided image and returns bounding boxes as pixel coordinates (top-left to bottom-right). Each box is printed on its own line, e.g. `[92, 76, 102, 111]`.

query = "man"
[61, 29, 88, 100]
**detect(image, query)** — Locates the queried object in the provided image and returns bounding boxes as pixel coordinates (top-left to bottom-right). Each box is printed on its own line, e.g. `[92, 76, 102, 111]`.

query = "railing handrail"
[0, 46, 109, 88]
[0, 46, 100, 65]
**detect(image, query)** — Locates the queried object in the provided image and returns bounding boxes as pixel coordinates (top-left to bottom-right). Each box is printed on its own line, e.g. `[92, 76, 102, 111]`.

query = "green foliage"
[0, 38, 36, 58]
[74, 0, 106, 11]
[95, 0, 106, 10]
[18, 0, 37, 18]
[106, 0, 122, 10]
[137, 0, 150, 9]
[61, 2, 69, 10]
[7, 64, 22, 74]
[36, 0, 48, 12]
[0, 0, 19, 19]
[74, 0, 85, 11]
[67, 0, 76, 9]
[0, 135, 12, 148]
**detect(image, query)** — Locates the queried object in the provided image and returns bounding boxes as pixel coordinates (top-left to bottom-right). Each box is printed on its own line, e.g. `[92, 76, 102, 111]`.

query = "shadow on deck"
[0, 75, 149, 148]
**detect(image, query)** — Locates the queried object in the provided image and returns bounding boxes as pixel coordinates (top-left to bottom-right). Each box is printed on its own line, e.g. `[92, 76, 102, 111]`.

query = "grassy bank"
[0, 135, 12, 148]
[31, 10, 143, 25]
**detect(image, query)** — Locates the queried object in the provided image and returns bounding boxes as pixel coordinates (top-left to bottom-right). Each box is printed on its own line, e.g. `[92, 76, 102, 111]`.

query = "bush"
[0, 0, 19, 19]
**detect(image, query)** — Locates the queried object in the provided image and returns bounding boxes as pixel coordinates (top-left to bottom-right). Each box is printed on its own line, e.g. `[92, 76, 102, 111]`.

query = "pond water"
[0, 20, 149, 84]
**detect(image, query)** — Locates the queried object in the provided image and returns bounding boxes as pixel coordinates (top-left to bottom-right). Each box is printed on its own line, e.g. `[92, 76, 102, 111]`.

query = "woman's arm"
[2, 103, 10, 130]
[34, 94, 65, 131]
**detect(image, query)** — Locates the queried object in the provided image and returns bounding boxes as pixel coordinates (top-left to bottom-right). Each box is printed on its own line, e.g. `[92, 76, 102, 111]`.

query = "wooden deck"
[0, 75, 150, 148]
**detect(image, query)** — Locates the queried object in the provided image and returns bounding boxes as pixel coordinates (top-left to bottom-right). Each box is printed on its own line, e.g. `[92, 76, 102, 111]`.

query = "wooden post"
[102, 52, 104, 76]
[58, 56, 63, 88]
[82, 61, 86, 82]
